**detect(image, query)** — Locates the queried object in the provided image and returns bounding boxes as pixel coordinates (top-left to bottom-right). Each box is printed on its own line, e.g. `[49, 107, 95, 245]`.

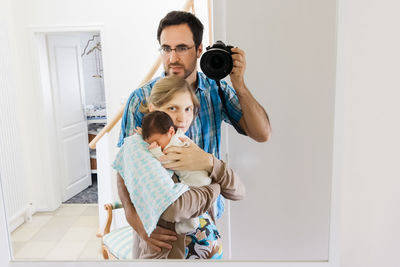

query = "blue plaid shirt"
[118, 71, 243, 218]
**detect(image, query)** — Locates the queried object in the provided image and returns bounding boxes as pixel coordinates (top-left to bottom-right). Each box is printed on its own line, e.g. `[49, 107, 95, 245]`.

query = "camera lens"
[210, 54, 225, 69]
[200, 48, 233, 80]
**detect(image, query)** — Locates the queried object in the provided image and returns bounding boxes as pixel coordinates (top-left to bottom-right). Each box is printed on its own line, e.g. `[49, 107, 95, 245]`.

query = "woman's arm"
[161, 155, 245, 223]
[117, 173, 177, 252]
[209, 156, 246, 200]
[160, 183, 221, 223]
[161, 154, 246, 222]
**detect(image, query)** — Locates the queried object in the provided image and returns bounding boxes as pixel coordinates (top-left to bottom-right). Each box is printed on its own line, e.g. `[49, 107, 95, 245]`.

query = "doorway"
[62, 32, 106, 204]
[36, 31, 107, 206]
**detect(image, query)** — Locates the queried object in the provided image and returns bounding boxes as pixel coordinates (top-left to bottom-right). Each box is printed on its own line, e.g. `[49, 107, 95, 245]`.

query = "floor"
[63, 175, 98, 204]
[11, 204, 104, 260]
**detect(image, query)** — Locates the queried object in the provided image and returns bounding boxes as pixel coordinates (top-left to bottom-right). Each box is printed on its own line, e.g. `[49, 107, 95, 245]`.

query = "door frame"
[30, 25, 108, 211]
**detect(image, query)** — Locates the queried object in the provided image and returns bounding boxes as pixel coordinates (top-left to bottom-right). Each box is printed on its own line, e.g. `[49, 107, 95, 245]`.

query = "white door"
[47, 34, 92, 202]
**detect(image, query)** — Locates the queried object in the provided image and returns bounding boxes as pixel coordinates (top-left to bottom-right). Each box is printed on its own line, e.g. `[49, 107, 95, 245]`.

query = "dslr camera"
[200, 41, 234, 81]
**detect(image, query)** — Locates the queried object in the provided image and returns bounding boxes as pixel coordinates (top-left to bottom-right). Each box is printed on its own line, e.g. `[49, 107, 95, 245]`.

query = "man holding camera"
[117, 11, 271, 257]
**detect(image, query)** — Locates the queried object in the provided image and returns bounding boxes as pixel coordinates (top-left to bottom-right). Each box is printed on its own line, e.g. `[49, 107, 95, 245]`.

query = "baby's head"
[142, 111, 177, 150]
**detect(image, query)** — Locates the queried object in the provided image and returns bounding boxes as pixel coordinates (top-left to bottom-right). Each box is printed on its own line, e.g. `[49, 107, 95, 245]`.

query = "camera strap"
[216, 80, 247, 136]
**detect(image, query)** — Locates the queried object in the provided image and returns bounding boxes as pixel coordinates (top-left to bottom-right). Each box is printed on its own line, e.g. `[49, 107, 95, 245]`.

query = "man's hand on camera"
[160, 137, 214, 173]
[230, 47, 247, 91]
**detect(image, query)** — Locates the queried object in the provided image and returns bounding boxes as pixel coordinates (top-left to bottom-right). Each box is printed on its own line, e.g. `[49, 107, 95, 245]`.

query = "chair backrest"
[103, 225, 133, 260]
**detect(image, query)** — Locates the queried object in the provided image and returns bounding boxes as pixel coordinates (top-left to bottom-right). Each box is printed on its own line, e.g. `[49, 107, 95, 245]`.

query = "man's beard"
[165, 59, 197, 79]
[167, 65, 191, 78]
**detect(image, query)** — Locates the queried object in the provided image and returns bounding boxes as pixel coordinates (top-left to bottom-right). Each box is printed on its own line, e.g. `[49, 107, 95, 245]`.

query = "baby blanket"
[113, 134, 189, 236]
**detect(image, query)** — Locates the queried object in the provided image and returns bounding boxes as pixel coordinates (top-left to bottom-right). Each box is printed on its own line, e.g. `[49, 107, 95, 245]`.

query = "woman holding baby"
[114, 76, 245, 259]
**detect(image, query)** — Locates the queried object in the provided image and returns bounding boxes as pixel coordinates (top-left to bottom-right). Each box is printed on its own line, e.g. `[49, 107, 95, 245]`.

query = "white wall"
[337, 0, 400, 266]
[0, 0, 29, 233]
[215, 0, 336, 260]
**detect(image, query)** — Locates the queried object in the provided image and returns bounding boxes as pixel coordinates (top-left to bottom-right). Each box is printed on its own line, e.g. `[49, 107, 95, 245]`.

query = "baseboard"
[8, 205, 32, 232]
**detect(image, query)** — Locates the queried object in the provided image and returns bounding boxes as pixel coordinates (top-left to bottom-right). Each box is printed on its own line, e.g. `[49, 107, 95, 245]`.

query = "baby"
[141, 110, 211, 234]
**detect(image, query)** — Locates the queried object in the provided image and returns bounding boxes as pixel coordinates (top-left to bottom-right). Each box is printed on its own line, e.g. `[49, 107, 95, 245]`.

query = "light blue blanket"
[113, 134, 189, 236]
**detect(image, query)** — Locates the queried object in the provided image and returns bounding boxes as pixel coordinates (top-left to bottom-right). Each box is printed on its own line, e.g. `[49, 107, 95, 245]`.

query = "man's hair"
[157, 11, 204, 49]
[142, 111, 177, 141]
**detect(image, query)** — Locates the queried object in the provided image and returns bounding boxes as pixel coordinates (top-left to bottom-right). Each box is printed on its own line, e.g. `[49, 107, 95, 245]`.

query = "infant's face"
[145, 132, 172, 150]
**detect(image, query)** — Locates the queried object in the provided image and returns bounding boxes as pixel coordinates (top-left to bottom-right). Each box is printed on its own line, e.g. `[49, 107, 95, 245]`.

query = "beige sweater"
[137, 156, 246, 259]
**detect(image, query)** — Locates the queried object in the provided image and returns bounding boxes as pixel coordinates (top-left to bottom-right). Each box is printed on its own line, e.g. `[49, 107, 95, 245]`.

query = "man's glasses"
[158, 45, 195, 56]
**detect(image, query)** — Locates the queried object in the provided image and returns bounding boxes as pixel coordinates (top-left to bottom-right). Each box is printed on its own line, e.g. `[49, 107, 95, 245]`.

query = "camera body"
[200, 40, 234, 81]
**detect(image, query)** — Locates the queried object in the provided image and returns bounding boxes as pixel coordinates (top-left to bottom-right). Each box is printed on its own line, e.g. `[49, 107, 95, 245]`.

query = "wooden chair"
[100, 202, 133, 260]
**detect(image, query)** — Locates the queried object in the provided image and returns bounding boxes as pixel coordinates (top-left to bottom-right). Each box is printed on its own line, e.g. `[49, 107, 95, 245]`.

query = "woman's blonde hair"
[139, 75, 200, 115]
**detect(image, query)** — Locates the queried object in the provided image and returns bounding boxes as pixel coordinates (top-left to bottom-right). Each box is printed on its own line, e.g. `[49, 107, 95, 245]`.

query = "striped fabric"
[111, 201, 123, 209]
[103, 226, 133, 260]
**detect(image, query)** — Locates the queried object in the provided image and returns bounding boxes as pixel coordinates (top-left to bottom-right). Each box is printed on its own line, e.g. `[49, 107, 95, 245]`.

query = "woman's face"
[150, 91, 194, 133]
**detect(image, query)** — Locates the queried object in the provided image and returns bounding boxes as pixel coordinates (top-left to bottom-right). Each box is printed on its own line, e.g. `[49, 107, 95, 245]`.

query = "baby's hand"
[148, 142, 159, 150]
[178, 137, 190, 147]
[135, 127, 142, 135]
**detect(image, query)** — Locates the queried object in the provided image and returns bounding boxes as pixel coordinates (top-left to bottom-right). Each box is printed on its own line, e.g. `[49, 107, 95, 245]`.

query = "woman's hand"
[138, 226, 177, 252]
[160, 137, 214, 173]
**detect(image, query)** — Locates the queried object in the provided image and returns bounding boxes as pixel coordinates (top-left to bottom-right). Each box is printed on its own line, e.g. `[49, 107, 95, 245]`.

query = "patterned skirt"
[184, 212, 223, 259]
